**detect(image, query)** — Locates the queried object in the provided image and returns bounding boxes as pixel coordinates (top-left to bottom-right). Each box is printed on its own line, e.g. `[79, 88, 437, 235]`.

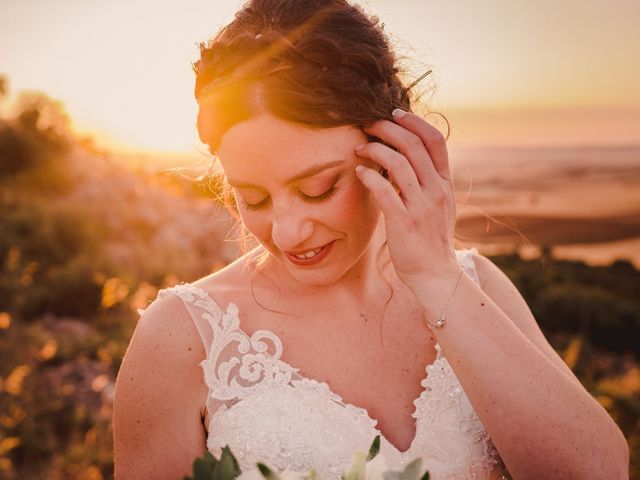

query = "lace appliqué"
[158, 283, 299, 401]
[207, 378, 381, 478]
[413, 344, 505, 478]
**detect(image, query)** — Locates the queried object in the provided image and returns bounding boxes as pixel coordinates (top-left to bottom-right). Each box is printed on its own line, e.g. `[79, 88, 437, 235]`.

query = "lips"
[285, 241, 335, 266]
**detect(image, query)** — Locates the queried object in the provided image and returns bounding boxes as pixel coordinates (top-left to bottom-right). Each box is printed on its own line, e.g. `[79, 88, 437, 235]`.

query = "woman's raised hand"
[355, 109, 460, 291]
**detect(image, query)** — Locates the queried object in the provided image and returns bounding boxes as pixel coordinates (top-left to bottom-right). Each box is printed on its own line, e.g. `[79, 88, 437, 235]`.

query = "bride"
[112, 0, 629, 478]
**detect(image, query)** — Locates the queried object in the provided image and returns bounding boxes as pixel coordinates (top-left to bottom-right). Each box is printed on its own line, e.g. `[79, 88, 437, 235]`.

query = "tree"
[0, 89, 72, 178]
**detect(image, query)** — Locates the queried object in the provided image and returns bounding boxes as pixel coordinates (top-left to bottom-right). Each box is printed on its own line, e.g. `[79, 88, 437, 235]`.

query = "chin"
[279, 247, 370, 291]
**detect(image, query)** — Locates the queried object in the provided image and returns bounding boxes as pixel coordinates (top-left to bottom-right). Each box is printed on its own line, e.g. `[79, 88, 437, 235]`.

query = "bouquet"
[182, 436, 430, 480]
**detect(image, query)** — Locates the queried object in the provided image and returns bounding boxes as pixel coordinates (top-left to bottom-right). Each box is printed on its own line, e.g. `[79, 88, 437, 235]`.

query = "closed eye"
[240, 185, 338, 211]
[299, 185, 338, 203]
[241, 197, 269, 211]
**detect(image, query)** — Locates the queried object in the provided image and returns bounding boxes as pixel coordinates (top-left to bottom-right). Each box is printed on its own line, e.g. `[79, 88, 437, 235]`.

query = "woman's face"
[216, 112, 383, 288]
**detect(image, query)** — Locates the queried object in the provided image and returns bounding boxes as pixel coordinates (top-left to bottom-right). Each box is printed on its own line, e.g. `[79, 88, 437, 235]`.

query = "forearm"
[413, 271, 629, 479]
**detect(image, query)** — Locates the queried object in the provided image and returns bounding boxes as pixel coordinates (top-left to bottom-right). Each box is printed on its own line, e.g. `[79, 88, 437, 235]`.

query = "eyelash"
[241, 185, 338, 211]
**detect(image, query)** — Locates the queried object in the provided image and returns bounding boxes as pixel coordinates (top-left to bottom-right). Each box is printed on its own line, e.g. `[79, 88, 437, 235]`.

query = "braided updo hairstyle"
[193, 0, 413, 151]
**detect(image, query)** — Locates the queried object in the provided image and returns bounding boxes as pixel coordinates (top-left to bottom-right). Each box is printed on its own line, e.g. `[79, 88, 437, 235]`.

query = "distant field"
[450, 144, 640, 266]
[455, 212, 640, 267]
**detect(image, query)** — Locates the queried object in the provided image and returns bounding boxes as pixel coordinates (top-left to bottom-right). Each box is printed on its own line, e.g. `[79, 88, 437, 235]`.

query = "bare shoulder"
[125, 292, 207, 367]
[113, 292, 208, 479]
[468, 249, 585, 388]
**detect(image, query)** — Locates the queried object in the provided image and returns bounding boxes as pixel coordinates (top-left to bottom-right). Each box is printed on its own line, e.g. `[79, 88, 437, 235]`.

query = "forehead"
[216, 112, 365, 181]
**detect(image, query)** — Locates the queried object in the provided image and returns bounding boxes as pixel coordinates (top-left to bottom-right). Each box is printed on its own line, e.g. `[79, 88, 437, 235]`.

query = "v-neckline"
[269, 343, 443, 457]
[191, 284, 445, 457]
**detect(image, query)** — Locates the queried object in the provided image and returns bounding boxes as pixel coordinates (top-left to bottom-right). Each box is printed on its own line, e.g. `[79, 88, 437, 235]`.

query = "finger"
[355, 142, 421, 206]
[354, 165, 405, 216]
[363, 119, 435, 187]
[391, 109, 452, 181]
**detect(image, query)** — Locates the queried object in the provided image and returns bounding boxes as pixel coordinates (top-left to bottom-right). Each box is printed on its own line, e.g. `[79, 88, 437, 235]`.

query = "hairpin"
[406, 69, 432, 92]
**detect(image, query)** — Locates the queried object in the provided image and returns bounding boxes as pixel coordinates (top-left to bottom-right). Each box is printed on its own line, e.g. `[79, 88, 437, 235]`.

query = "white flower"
[363, 452, 388, 480]
[237, 464, 317, 480]
[342, 448, 390, 480]
[234, 444, 416, 480]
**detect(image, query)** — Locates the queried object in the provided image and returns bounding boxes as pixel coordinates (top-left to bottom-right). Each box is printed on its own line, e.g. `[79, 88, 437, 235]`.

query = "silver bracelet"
[430, 268, 465, 329]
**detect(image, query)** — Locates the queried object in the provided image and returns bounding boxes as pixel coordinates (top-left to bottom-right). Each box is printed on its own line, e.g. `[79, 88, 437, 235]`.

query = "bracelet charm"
[426, 268, 464, 330]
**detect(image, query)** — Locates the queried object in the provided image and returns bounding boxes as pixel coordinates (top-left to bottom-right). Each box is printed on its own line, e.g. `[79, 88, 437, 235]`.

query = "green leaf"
[218, 446, 242, 478]
[257, 462, 280, 480]
[202, 451, 218, 469]
[194, 455, 217, 480]
[184, 450, 224, 480]
[212, 447, 240, 480]
[367, 435, 381, 461]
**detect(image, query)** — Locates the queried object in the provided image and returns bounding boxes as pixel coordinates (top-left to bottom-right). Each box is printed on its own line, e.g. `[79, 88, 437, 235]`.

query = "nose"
[270, 202, 314, 252]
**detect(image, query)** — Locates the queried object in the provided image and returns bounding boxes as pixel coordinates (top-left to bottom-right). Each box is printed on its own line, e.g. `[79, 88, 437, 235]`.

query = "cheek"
[332, 177, 380, 230]
[233, 190, 272, 242]
[237, 210, 271, 242]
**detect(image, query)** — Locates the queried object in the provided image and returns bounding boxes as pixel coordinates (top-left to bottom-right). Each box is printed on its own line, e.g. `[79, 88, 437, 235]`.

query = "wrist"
[406, 261, 462, 295]
[409, 266, 466, 327]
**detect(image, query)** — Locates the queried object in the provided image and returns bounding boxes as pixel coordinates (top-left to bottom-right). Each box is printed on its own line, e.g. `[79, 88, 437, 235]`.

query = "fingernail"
[392, 108, 407, 118]
[355, 143, 365, 152]
[355, 165, 365, 173]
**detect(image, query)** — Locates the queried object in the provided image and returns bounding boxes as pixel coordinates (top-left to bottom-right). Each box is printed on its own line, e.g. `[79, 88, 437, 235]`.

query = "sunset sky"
[1, 0, 639, 152]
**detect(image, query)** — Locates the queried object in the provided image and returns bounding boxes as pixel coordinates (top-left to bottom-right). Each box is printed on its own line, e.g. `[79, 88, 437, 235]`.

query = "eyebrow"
[228, 159, 346, 188]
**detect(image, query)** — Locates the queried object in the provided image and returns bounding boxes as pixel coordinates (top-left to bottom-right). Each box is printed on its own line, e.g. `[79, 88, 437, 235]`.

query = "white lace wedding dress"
[146, 248, 508, 479]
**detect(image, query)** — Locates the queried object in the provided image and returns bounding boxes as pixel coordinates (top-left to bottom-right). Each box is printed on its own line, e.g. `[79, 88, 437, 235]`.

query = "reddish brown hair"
[193, 0, 412, 151]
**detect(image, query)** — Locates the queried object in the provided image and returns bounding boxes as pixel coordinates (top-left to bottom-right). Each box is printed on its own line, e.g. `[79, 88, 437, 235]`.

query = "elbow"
[578, 396, 630, 479]
[539, 422, 630, 480]
[603, 416, 630, 479]
[575, 428, 629, 480]
[611, 430, 630, 480]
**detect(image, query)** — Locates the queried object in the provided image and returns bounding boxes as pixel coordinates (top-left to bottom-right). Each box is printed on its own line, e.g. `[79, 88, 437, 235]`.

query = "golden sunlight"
[1, 1, 638, 151]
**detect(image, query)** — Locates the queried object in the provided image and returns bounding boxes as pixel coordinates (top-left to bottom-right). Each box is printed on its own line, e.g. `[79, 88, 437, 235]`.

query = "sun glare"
[0, 0, 638, 152]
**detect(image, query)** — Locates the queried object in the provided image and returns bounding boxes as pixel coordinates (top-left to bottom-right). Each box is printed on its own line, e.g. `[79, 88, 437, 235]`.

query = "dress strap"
[148, 282, 298, 402]
[147, 283, 239, 425]
[152, 282, 221, 359]
[455, 247, 480, 286]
